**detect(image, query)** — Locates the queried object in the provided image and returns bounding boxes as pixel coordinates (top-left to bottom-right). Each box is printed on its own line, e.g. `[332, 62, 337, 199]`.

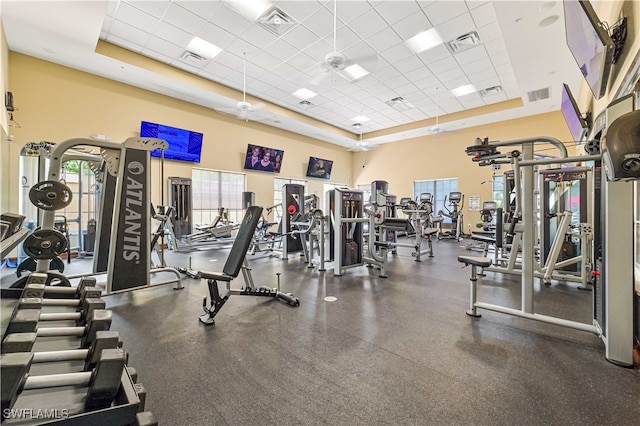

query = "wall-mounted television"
[563, 0, 615, 100]
[561, 83, 588, 142]
[141, 121, 203, 163]
[244, 144, 284, 173]
[306, 156, 333, 179]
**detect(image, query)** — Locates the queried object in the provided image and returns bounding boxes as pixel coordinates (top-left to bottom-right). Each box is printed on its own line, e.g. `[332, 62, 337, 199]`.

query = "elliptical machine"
[438, 191, 464, 241]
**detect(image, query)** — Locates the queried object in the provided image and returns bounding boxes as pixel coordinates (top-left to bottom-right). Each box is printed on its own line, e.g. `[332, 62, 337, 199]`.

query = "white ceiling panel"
[2, 0, 583, 146]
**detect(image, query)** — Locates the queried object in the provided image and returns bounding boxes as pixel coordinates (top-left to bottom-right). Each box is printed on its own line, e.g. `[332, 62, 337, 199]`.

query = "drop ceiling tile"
[207, 4, 253, 35]
[287, 52, 317, 73]
[334, 25, 362, 51]
[437, 12, 475, 42]
[438, 67, 467, 84]
[277, 1, 323, 23]
[476, 21, 502, 43]
[174, 1, 221, 22]
[490, 51, 511, 67]
[237, 25, 279, 51]
[126, 0, 169, 19]
[349, 9, 389, 40]
[469, 2, 497, 28]
[423, 1, 469, 26]
[303, 39, 332, 62]
[282, 24, 321, 51]
[459, 95, 485, 109]
[329, 1, 370, 24]
[481, 92, 508, 104]
[374, 1, 422, 25]
[197, 23, 236, 50]
[365, 27, 404, 53]
[467, 1, 489, 10]
[393, 54, 426, 74]
[153, 22, 192, 48]
[108, 20, 151, 47]
[115, 2, 161, 34]
[144, 37, 183, 58]
[470, 75, 501, 91]
[225, 38, 260, 59]
[107, 33, 146, 53]
[393, 11, 432, 40]
[453, 45, 489, 65]
[384, 74, 411, 88]
[483, 37, 507, 56]
[417, 44, 453, 65]
[380, 43, 414, 64]
[494, 63, 515, 77]
[171, 58, 203, 74]
[427, 56, 458, 74]
[268, 38, 300, 62]
[201, 61, 234, 80]
[394, 82, 420, 98]
[462, 56, 494, 73]
[251, 51, 283, 72]
[163, 2, 207, 35]
[300, 7, 334, 39]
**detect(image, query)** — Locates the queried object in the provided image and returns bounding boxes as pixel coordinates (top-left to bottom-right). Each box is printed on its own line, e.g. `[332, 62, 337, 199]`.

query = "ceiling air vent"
[447, 31, 481, 54]
[480, 85, 503, 97]
[180, 51, 207, 66]
[527, 87, 551, 102]
[298, 100, 313, 109]
[257, 7, 296, 36]
[385, 96, 415, 111]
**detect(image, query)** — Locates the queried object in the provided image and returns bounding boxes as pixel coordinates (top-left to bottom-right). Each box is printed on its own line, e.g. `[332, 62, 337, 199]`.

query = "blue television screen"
[306, 156, 333, 179]
[561, 83, 587, 142]
[142, 121, 203, 163]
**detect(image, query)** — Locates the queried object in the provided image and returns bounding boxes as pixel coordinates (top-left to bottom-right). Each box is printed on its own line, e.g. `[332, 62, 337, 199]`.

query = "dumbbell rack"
[1, 275, 156, 425]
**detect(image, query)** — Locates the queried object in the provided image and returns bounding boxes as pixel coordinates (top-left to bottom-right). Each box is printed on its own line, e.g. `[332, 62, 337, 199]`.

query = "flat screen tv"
[141, 121, 203, 163]
[563, 0, 615, 100]
[306, 156, 333, 179]
[561, 83, 588, 142]
[244, 144, 284, 173]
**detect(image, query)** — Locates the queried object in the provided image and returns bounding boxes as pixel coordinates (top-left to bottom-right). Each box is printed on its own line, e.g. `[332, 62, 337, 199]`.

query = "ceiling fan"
[347, 119, 379, 152]
[314, 0, 378, 83]
[217, 52, 264, 121]
[426, 87, 455, 135]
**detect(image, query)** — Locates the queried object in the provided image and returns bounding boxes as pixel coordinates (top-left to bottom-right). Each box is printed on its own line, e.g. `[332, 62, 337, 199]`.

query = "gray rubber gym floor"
[2, 238, 639, 425]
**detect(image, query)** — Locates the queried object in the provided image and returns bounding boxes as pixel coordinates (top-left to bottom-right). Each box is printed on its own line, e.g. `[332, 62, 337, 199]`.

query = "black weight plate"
[29, 180, 73, 211]
[23, 229, 68, 260]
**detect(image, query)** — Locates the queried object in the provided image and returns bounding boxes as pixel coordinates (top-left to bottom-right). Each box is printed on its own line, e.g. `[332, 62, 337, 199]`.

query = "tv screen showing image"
[563, 0, 615, 100]
[561, 83, 587, 142]
[244, 144, 284, 173]
[142, 121, 203, 163]
[306, 157, 333, 179]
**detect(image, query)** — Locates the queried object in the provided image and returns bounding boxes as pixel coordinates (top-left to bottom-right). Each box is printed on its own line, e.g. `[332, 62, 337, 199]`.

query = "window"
[492, 174, 505, 209]
[357, 184, 372, 204]
[273, 177, 307, 224]
[413, 178, 458, 223]
[192, 168, 246, 225]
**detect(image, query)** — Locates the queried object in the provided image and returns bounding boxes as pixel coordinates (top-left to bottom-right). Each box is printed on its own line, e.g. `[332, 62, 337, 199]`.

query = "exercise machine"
[460, 97, 639, 366]
[438, 192, 464, 241]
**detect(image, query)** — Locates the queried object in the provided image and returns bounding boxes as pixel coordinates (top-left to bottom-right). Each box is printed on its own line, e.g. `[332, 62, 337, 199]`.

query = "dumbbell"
[1, 348, 126, 417]
[2, 308, 112, 348]
[2, 330, 120, 370]
[21, 274, 102, 300]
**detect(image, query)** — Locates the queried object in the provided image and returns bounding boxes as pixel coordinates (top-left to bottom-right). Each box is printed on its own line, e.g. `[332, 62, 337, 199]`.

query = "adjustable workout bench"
[198, 206, 300, 325]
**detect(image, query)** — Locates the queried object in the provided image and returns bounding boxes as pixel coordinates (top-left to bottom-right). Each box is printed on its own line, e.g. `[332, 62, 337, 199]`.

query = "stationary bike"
[438, 191, 464, 241]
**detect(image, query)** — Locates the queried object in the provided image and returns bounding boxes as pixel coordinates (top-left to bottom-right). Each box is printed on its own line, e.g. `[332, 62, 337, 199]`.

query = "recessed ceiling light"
[186, 37, 222, 59]
[225, 0, 271, 21]
[351, 115, 370, 123]
[539, 15, 559, 27]
[451, 84, 476, 97]
[406, 28, 443, 54]
[293, 88, 317, 100]
[344, 64, 369, 80]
